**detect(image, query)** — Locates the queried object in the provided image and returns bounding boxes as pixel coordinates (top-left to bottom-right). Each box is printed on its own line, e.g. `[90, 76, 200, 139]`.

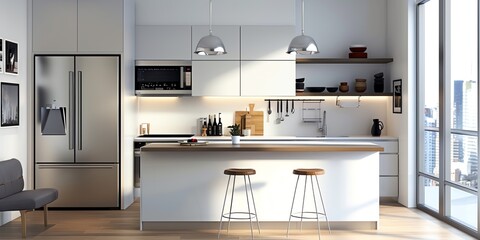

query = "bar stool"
[287, 168, 331, 240]
[218, 168, 260, 239]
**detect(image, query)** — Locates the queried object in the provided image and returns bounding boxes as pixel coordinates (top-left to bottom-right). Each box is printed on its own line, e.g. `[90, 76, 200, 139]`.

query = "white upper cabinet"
[192, 61, 240, 96]
[136, 26, 192, 60]
[33, 0, 78, 52]
[241, 26, 295, 60]
[77, 0, 123, 52]
[192, 26, 240, 60]
[33, 0, 124, 52]
[241, 61, 295, 96]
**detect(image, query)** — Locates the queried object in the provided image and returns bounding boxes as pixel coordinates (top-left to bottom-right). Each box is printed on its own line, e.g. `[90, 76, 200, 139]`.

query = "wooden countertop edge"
[141, 143, 384, 152]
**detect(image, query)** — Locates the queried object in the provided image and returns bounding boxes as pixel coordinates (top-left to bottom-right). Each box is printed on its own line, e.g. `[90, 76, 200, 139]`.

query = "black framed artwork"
[0, 39, 3, 73]
[1, 82, 19, 126]
[5, 40, 18, 75]
[393, 79, 402, 114]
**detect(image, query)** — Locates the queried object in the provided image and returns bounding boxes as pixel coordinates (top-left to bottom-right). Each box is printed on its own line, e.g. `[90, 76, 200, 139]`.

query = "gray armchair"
[0, 158, 58, 238]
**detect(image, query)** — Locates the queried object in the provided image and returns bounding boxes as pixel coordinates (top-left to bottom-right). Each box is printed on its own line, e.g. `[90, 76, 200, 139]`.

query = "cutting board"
[234, 104, 264, 136]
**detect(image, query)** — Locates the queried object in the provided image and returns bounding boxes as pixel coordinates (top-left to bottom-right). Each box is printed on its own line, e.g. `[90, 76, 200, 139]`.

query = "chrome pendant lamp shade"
[195, 34, 226, 55]
[287, 35, 318, 55]
[287, 0, 319, 55]
[194, 0, 227, 55]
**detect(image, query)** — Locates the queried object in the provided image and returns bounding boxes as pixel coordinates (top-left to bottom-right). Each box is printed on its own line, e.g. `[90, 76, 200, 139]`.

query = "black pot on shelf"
[374, 78, 384, 93]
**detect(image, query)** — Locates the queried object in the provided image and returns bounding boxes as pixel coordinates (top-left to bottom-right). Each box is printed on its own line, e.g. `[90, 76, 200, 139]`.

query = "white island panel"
[140, 145, 379, 228]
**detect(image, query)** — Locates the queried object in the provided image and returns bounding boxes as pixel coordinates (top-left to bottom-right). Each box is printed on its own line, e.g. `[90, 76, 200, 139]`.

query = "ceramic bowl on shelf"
[305, 87, 325, 92]
[349, 44, 367, 53]
[326, 87, 338, 93]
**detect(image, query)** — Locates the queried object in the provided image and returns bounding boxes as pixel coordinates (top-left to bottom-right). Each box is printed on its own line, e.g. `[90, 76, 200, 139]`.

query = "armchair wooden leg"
[44, 204, 48, 227]
[20, 210, 27, 238]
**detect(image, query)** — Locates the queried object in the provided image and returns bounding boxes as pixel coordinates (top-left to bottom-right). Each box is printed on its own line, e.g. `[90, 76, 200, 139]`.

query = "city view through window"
[419, 0, 478, 232]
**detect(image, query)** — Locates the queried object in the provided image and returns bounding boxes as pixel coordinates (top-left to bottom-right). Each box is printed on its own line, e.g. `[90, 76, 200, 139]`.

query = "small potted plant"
[228, 124, 241, 145]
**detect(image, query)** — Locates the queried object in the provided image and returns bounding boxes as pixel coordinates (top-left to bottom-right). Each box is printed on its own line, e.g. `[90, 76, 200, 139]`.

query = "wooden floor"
[0, 201, 476, 240]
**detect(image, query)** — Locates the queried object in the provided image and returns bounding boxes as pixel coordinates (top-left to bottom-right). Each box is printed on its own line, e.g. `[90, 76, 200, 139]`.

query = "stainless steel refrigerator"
[34, 56, 119, 208]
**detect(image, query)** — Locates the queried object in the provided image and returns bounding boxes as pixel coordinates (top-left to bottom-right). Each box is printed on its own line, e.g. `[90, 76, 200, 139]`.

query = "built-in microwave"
[135, 60, 192, 96]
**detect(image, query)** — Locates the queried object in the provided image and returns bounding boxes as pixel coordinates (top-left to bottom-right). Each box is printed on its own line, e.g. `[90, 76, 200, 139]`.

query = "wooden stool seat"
[224, 168, 256, 175]
[293, 168, 325, 175]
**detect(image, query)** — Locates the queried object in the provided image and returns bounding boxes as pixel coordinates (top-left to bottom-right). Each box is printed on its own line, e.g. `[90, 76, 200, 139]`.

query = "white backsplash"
[137, 96, 389, 137]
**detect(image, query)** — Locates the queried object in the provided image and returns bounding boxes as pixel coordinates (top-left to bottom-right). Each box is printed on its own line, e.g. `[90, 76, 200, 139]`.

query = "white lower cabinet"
[375, 141, 399, 198]
[240, 61, 295, 96]
[192, 61, 240, 96]
[380, 176, 399, 198]
[380, 154, 399, 176]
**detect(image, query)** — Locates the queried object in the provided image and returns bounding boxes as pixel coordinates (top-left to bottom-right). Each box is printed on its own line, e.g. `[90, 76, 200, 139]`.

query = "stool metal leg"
[243, 176, 254, 239]
[227, 176, 237, 235]
[300, 175, 308, 232]
[218, 175, 232, 239]
[310, 176, 321, 240]
[315, 176, 331, 234]
[248, 175, 261, 234]
[287, 175, 300, 238]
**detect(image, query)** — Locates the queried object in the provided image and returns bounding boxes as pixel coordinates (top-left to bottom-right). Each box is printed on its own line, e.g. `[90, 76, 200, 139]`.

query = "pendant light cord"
[209, 0, 213, 35]
[301, 0, 305, 35]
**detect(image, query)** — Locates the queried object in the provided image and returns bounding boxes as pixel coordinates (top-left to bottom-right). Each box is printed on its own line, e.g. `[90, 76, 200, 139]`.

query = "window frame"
[416, 0, 480, 237]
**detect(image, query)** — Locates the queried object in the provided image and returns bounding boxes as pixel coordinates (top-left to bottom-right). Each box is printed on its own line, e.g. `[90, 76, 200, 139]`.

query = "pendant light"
[287, 0, 319, 55]
[194, 0, 227, 55]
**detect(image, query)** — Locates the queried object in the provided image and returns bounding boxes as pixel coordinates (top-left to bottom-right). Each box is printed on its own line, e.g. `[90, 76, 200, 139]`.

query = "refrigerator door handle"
[77, 71, 83, 150]
[37, 164, 115, 169]
[69, 71, 75, 150]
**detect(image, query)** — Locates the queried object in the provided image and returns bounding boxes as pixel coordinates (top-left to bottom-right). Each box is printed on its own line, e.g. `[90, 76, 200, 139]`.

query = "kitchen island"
[140, 141, 383, 230]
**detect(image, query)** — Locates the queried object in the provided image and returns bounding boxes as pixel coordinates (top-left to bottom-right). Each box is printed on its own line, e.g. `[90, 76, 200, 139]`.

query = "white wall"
[136, 0, 394, 138]
[0, 0, 27, 226]
[300, 0, 387, 58]
[386, 0, 416, 208]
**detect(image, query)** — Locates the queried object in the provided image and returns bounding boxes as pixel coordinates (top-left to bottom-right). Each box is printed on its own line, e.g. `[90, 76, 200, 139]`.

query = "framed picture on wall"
[393, 79, 402, 114]
[5, 40, 18, 75]
[1, 82, 19, 127]
[0, 38, 3, 73]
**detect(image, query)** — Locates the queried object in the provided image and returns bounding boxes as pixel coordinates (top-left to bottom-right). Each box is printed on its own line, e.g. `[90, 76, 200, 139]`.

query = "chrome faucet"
[318, 111, 327, 137]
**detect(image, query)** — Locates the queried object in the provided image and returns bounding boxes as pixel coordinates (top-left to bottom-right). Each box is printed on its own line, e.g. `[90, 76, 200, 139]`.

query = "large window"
[417, 0, 479, 237]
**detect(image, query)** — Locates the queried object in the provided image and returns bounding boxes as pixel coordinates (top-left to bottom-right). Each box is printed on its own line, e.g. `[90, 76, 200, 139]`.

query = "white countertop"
[134, 135, 398, 142]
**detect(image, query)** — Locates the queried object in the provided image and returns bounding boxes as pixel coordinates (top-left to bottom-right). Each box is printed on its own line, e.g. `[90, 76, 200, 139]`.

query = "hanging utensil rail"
[264, 99, 325, 102]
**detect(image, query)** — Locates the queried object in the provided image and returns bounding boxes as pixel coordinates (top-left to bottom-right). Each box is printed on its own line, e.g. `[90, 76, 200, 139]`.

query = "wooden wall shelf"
[296, 58, 394, 64]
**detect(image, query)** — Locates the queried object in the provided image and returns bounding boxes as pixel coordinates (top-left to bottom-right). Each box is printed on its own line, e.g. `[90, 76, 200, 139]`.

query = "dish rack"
[302, 100, 323, 123]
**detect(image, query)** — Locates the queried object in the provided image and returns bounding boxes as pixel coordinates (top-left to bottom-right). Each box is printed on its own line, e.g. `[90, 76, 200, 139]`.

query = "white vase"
[231, 135, 240, 145]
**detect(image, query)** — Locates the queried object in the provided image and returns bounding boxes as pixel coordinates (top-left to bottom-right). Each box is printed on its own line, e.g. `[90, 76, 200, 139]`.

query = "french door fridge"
[34, 56, 119, 208]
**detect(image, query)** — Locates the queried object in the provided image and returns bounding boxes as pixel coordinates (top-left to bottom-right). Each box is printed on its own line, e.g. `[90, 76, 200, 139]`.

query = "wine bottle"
[212, 114, 218, 136]
[218, 113, 223, 136]
[207, 115, 212, 136]
[201, 118, 207, 137]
